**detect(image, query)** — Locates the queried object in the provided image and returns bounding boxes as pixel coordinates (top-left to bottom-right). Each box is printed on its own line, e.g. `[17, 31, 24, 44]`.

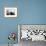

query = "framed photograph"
[4, 7, 17, 17]
[18, 24, 46, 42]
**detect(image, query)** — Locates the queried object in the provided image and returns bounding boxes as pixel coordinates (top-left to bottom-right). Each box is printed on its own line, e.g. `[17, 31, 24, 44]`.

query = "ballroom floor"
[19, 39, 46, 46]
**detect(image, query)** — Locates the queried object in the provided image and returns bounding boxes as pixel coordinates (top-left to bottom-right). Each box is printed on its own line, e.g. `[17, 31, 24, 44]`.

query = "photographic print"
[18, 24, 46, 41]
[18, 25, 46, 46]
[4, 7, 17, 17]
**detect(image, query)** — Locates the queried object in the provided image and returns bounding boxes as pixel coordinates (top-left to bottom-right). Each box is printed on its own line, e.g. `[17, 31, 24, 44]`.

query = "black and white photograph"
[4, 7, 17, 17]
[18, 25, 46, 46]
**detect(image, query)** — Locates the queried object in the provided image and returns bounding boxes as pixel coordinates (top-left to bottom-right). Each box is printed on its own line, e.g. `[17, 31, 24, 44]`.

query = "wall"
[0, 0, 46, 44]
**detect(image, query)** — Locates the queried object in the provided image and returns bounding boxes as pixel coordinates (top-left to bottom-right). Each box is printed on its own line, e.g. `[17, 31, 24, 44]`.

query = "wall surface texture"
[0, 0, 46, 44]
